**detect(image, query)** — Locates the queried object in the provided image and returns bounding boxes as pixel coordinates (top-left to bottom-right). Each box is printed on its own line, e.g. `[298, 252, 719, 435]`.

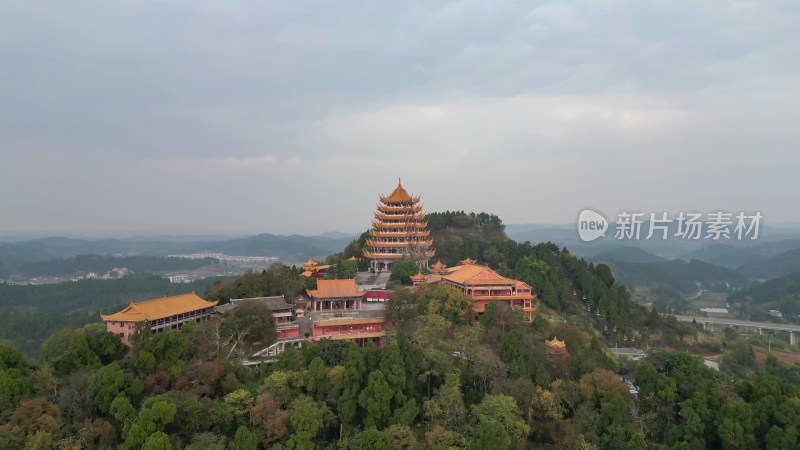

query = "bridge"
[670, 314, 800, 345]
[241, 337, 304, 366]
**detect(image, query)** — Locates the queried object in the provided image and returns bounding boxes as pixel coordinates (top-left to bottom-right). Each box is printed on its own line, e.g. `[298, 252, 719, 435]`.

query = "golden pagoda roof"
[410, 273, 426, 281]
[366, 238, 433, 248]
[431, 259, 446, 269]
[101, 293, 218, 322]
[374, 212, 426, 222]
[362, 250, 406, 259]
[347, 256, 358, 261]
[306, 279, 365, 299]
[372, 220, 428, 229]
[304, 259, 318, 266]
[460, 258, 476, 264]
[377, 204, 423, 213]
[546, 338, 566, 349]
[380, 179, 421, 204]
[301, 270, 314, 277]
[369, 229, 430, 238]
[441, 264, 527, 287]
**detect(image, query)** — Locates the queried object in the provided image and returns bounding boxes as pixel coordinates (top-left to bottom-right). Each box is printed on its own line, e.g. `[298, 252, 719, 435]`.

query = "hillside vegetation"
[7, 255, 218, 280]
[728, 271, 800, 321]
[0, 274, 234, 359]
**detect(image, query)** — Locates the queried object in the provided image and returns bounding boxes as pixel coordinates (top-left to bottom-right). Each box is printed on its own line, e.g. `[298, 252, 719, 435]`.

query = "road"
[671, 314, 800, 333]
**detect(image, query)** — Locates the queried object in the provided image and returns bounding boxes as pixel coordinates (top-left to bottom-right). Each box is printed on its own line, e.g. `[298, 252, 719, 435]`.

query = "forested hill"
[728, 271, 800, 320]
[330, 211, 695, 349]
[4, 217, 800, 448]
[0, 274, 228, 314]
[0, 274, 235, 358]
[8, 254, 218, 279]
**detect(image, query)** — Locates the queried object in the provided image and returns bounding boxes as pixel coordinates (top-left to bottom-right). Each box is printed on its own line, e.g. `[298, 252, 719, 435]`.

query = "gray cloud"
[1, 1, 798, 235]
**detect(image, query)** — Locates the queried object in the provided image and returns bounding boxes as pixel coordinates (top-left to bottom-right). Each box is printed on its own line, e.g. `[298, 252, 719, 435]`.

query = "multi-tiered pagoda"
[364, 179, 434, 271]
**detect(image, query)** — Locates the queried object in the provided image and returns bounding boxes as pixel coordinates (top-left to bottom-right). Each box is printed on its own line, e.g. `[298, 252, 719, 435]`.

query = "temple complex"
[301, 278, 385, 347]
[101, 292, 218, 347]
[412, 263, 537, 321]
[364, 179, 434, 271]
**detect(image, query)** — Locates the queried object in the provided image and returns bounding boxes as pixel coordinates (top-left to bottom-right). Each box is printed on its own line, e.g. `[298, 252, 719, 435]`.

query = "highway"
[670, 314, 800, 332]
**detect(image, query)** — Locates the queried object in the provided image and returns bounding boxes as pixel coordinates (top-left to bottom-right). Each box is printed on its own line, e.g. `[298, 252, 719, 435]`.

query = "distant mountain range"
[3, 221, 799, 281]
[506, 222, 800, 278]
[0, 232, 359, 266]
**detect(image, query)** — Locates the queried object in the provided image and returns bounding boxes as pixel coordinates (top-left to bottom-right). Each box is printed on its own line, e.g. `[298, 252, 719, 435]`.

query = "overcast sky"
[1, 1, 798, 236]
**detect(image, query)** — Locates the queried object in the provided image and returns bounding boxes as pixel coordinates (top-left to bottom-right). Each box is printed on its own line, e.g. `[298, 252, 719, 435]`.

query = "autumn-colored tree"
[579, 368, 631, 409]
[251, 392, 290, 446]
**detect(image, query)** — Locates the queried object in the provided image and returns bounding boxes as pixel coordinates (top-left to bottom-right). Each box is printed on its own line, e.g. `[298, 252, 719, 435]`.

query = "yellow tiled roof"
[101, 293, 218, 322]
[319, 331, 386, 340]
[313, 317, 385, 327]
[380, 179, 420, 204]
[441, 264, 521, 286]
[306, 279, 365, 299]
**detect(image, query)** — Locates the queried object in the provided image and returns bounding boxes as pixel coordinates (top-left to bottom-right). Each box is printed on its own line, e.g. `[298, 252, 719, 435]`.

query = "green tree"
[471, 394, 529, 443]
[305, 357, 328, 401]
[390, 260, 419, 285]
[89, 362, 141, 414]
[415, 284, 475, 326]
[628, 432, 647, 450]
[0, 367, 29, 402]
[122, 394, 177, 449]
[358, 370, 394, 428]
[337, 346, 366, 426]
[41, 328, 101, 376]
[187, 432, 227, 450]
[132, 330, 187, 377]
[474, 419, 512, 450]
[142, 431, 171, 450]
[230, 425, 258, 450]
[423, 374, 466, 429]
[385, 424, 416, 449]
[224, 389, 254, 426]
[499, 329, 529, 379]
[110, 393, 137, 428]
[535, 363, 551, 389]
[360, 426, 391, 449]
[288, 404, 322, 450]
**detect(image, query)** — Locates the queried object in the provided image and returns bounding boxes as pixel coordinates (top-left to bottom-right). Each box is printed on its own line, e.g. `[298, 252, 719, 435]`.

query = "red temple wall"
[277, 326, 300, 339]
[106, 321, 134, 346]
